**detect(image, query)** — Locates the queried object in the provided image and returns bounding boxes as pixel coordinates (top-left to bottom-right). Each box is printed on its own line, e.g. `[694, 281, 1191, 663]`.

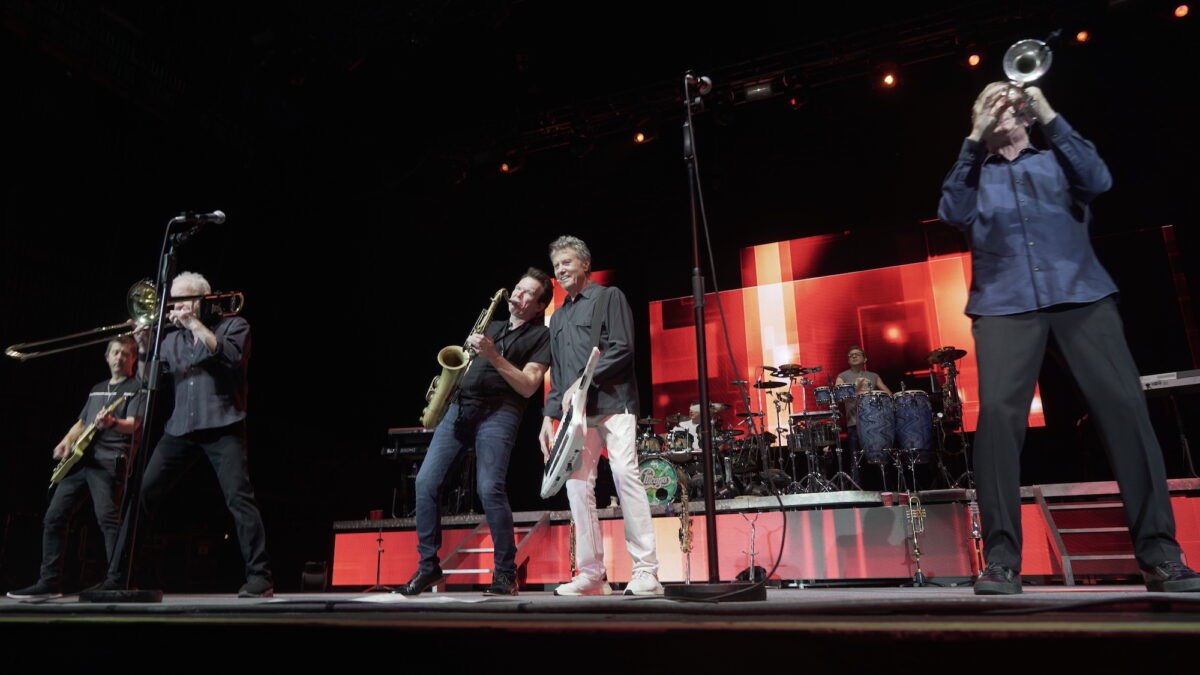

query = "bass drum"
[638, 456, 681, 505]
[855, 391, 895, 464]
[894, 390, 933, 463]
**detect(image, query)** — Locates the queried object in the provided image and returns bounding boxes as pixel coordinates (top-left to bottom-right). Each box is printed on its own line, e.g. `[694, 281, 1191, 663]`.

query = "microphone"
[685, 73, 713, 96]
[170, 210, 226, 226]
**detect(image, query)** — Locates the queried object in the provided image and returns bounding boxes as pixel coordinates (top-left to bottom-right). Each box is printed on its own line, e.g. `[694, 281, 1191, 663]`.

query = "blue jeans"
[415, 401, 520, 576]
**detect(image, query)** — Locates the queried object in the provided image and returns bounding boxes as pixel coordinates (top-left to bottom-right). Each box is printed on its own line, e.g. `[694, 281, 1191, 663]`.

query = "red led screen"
[649, 251, 1044, 433]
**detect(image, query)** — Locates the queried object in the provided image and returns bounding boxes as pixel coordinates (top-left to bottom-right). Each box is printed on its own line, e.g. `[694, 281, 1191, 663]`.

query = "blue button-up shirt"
[938, 115, 1118, 316]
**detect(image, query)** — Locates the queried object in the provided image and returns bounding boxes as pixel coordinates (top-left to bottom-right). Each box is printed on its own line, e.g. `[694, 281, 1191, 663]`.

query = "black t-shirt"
[77, 377, 144, 457]
[457, 319, 551, 414]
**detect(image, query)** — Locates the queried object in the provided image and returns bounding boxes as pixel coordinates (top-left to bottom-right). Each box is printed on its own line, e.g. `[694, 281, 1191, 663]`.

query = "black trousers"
[109, 421, 271, 583]
[972, 296, 1181, 572]
[40, 453, 124, 586]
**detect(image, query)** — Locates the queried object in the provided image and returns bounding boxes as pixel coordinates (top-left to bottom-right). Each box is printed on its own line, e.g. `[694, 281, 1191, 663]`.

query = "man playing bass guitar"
[7, 337, 142, 600]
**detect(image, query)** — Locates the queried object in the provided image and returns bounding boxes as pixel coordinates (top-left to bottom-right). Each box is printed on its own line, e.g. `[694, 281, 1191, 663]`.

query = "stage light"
[884, 325, 903, 342]
[499, 153, 525, 174]
[882, 73, 896, 87]
[743, 82, 774, 102]
[1075, 30, 1090, 43]
[1175, 4, 1189, 18]
[967, 53, 982, 68]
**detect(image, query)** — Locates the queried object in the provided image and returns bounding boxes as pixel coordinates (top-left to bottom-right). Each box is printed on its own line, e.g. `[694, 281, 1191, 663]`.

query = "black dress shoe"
[396, 569, 445, 596]
[1144, 561, 1200, 592]
[482, 572, 518, 597]
[974, 562, 1022, 595]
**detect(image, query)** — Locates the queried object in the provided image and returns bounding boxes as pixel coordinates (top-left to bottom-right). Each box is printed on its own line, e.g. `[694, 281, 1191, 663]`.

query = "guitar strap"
[589, 285, 610, 350]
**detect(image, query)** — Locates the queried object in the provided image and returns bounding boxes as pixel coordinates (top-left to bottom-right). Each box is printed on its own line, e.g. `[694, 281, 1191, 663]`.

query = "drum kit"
[635, 346, 975, 504]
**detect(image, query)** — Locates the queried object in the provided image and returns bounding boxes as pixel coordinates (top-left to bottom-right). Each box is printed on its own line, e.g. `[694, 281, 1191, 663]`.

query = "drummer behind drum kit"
[634, 347, 975, 504]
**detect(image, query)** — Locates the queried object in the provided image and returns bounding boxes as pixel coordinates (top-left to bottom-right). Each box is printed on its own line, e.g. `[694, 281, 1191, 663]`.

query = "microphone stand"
[82, 214, 211, 603]
[663, 73, 764, 603]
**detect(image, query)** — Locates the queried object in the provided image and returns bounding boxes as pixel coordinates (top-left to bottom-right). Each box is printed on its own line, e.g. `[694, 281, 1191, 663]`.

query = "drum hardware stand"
[362, 523, 394, 592]
[932, 352, 975, 490]
[930, 418, 958, 489]
[825, 402, 860, 491]
[740, 512, 764, 582]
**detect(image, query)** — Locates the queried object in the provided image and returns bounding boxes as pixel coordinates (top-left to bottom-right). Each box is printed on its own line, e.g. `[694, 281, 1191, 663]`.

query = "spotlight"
[967, 53, 982, 68]
[882, 72, 896, 87]
[1075, 30, 1090, 43]
[499, 152, 525, 174]
[1175, 4, 1189, 18]
[633, 130, 658, 144]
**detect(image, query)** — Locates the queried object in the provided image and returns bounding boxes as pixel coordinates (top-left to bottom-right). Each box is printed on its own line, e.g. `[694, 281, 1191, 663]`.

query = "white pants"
[565, 412, 660, 581]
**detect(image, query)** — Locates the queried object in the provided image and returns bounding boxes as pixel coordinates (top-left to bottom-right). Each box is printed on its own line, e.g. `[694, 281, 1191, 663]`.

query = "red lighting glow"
[884, 325, 904, 343]
[967, 54, 982, 67]
[1075, 30, 1090, 43]
[1176, 4, 1190, 18]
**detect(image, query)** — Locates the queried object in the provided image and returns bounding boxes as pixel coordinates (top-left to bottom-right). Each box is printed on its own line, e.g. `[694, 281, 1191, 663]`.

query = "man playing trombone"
[6, 337, 143, 600]
[400, 268, 553, 597]
[100, 271, 274, 597]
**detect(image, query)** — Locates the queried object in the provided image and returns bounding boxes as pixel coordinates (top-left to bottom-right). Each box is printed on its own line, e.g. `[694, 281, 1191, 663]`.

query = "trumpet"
[5, 279, 245, 361]
[1001, 34, 1055, 122]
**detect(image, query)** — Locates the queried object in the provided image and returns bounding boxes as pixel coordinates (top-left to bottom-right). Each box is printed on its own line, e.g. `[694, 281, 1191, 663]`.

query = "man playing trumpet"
[939, 83, 1200, 595]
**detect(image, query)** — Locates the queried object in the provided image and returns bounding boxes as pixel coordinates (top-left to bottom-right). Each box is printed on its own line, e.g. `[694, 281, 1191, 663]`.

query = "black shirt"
[160, 316, 250, 435]
[543, 282, 639, 419]
[457, 318, 551, 414]
[77, 377, 144, 457]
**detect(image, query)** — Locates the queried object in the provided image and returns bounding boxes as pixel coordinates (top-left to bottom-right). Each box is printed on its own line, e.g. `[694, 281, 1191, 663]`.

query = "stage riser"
[333, 496, 1200, 586]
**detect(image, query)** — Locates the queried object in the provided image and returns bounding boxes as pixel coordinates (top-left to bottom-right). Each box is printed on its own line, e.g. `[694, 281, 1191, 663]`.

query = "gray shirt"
[543, 282, 639, 419]
[836, 368, 880, 427]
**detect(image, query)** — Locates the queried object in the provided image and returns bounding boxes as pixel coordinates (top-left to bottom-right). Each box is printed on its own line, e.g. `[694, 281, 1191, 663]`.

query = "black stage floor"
[5, 586, 1199, 668]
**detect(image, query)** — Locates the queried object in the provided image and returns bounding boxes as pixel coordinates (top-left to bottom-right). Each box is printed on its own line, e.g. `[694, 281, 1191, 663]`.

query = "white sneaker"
[623, 571, 664, 596]
[553, 576, 613, 596]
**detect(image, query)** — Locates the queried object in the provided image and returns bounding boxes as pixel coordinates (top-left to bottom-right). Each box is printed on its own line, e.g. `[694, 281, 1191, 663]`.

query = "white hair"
[549, 235, 592, 267]
[173, 271, 212, 294]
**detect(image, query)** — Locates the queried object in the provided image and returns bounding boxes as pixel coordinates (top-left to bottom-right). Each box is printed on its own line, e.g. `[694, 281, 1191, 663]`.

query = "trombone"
[5, 279, 245, 361]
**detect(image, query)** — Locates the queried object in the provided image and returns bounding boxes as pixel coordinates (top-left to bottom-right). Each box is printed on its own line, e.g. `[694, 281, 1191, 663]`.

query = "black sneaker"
[974, 562, 1022, 595]
[483, 572, 518, 597]
[1144, 561, 1200, 593]
[395, 568, 446, 597]
[238, 576, 274, 598]
[6, 582, 62, 600]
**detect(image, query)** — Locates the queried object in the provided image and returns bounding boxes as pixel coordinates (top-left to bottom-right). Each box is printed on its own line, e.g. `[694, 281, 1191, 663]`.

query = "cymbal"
[927, 346, 968, 365]
[717, 429, 745, 438]
[753, 380, 786, 389]
[637, 417, 664, 426]
[736, 411, 765, 418]
[709, 401, 730, 412]
[775, 363, 807, 377]
[665, 413, 690, 425]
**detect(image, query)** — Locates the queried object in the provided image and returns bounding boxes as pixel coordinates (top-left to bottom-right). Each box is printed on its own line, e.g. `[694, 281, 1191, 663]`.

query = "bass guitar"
[50, 392, 132, 485]
[541, 347, 601, 499]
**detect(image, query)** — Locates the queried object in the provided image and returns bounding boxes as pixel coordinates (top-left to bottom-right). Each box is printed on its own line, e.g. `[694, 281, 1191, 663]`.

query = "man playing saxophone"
[400, 268, 553, 596]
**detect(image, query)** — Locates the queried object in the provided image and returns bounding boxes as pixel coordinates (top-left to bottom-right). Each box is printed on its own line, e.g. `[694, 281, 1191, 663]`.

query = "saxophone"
[420, 288, 509, 428]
